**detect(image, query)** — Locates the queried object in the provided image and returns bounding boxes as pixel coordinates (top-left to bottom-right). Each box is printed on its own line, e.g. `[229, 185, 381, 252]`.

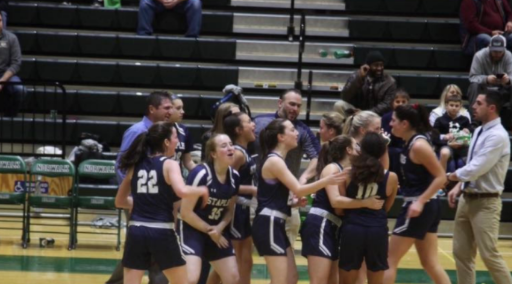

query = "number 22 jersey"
[186, 163, 240, 225]
[130, 156, 180, 223]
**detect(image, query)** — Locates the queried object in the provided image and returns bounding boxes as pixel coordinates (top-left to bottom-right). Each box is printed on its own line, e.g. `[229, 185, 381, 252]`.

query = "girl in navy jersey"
[115, 122, 209, 284]
[301, 135, 385, 284]
[338, 132, 398, 284]
[179, 133, 241, 284]
[383, 104, 450, 284]
[223, 112, 257, 284]
[252, 118, 344, 284]
[169, 95, 196, 171]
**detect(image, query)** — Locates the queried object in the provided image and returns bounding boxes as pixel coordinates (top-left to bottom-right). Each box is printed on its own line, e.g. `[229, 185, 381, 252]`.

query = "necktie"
[462, 127, 483, 190]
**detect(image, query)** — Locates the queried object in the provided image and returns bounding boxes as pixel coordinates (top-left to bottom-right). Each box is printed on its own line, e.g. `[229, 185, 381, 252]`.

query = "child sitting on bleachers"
[381, 88, 410, 176]
[432, 94, 472, 172]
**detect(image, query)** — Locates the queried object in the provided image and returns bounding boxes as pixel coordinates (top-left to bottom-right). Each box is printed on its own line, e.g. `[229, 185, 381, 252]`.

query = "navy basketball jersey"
[186, 163, 240, 225]
[400, 134, 433, 197]
[256, 153, 291, 216]
[173, 123, 194, 162]
[312, 162, 343, 214]
[130, 156, 180, 223]
[234, 145, 256, 198]
[343, 171, 390, 227]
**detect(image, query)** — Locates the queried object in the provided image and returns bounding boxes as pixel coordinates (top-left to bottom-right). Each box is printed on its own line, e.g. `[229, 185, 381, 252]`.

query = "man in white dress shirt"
[447, 87, 512, 284]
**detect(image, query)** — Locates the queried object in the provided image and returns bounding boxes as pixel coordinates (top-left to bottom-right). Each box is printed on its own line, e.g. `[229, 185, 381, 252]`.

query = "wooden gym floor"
[1, 216, 512, 283]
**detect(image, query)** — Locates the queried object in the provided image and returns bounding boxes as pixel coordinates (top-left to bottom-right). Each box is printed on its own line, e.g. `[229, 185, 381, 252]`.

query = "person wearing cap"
[467, 35, 512, 129]
[340, 51, 397, 116]
[460, 0, 512, 55]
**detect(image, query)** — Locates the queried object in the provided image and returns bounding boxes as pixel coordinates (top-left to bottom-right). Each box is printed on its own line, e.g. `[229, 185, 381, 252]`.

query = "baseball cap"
[490, 35, 506, 52]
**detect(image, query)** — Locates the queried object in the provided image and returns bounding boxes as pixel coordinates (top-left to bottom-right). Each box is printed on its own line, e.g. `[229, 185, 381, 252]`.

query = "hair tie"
[412, 103, 419, 110]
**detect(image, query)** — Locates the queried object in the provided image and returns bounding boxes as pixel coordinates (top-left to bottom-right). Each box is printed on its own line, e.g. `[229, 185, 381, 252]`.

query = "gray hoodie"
[469, 47, 512, 85]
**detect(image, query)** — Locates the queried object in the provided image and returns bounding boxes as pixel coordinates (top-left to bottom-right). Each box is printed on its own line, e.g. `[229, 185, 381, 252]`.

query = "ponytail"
[350, 132, 386, 185]
[119, 132, 149, 171]
[394, 104, 432, 133]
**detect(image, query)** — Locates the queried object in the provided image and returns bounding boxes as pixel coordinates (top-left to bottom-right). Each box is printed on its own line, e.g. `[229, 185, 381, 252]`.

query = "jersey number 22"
[137, 170, 158, 194]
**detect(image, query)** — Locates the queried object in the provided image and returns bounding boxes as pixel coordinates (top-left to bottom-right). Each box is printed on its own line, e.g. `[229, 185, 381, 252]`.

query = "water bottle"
[333, 50, 352, 59]
[318, 49, 328, 58]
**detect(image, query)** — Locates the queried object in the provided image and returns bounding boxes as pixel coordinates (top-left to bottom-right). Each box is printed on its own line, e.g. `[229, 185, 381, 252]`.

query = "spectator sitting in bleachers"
[432, 94, 472, 173]
[340, 51, 397, 116]
[467, 35, 512, 129]
[460, 0, 512, 55]
[0, 13, 24, 117]
[429, 84, 471, 127]
[137, 0, 202, 37]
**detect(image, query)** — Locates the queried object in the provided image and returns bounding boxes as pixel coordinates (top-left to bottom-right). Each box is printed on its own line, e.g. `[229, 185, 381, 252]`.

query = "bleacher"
[4, 0, 512, 228]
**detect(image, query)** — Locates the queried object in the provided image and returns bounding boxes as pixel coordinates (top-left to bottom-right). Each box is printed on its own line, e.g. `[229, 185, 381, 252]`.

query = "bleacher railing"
[0, 81, 67, 159]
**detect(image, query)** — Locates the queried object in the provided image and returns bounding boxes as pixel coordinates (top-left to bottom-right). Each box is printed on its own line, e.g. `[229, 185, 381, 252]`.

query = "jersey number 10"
[137, 170, 158, 194]
[356, 183, 378, 199]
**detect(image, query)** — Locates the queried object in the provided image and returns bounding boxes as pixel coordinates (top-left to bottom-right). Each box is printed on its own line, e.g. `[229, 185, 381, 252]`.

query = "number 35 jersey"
[186, 163, 240, 226]
[130, 156, 180, 224]
[343, 171, 390, 227]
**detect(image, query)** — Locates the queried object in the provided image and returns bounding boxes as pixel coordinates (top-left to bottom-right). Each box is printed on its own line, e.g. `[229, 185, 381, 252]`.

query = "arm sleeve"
[469, 54, 489, 84]
[432, 119, 447, 146]
[301, 124, 321, 159]
[456, 133, 507, 181]
[460, 0, 493, 35]
[7, 35, 21, 75]
[340, 71, 363, 104]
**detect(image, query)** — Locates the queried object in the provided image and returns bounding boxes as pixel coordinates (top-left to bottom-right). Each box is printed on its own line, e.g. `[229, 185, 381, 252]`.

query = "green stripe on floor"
[0, 254, 505, 283]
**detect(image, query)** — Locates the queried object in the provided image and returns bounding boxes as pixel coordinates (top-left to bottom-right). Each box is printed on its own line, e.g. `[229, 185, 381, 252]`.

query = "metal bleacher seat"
[14, 31, 37, 53]
[198, 38, 236, 60]
[118, 62, 158, 85]
[38, 3, 77, 27]
[157, 36, 196, 59]
[36, 59, 77, 82]
[76, 90, 118, 115]
[118, 91, 146, 116]
[178, 94, 201, 118]
[118, 35, 157, 57]
[76, 6, 117, 29]
[37, 32, 78, 55]
[159, 64, 198, 87]
[388, 20, 426, 41]
[421, 0, 460, 15]
[393, 47, 433, 69]
[397, 74, 440, 98]
[77, 33, 117, 56]
[77, 61, 118, 84]
[19, 58, 36, 80]
[384, 0, 421, 13]
[433, 49, 472, 71]
[73, 120, 120, 146]
[198, 66, 239, 89]
[349, 19, 388, 40]
[427, 21, 460, 43]
[9, 3, 38, 25]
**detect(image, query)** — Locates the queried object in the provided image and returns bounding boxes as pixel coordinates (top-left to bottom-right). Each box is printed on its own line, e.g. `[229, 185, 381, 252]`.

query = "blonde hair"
[438, 85, 463, 109]
[204, 133, 229, 164]
[342, 110, 380, 137]
[322, 112, 344, 136]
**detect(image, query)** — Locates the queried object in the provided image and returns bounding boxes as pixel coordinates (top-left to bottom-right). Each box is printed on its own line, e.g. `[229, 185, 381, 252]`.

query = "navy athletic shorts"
[392, 198, 441, 240]
[122, 225, 186, 271]
[300, 213, 340, 260]
[177, 219, 235, 261]
[338, 223, 388, 272]
[252, 214, 290, 256]
[228, 203, 252, 240]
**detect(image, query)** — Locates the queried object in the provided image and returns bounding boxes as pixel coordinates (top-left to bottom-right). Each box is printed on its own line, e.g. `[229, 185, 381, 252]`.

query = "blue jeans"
[137, 0, 202, 37]
[0, 75, 25, 117]
[464, 33, 512, 55]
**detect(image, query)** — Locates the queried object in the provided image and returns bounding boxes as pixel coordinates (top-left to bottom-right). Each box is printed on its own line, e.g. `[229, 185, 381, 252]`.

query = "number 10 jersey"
[130, 156, 180, 223]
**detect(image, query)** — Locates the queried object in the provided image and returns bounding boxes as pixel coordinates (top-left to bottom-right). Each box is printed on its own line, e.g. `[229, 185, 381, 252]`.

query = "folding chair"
[73, 159, 121, 250]
[25, 159, 75, 250]
[0, 155, 28, 247]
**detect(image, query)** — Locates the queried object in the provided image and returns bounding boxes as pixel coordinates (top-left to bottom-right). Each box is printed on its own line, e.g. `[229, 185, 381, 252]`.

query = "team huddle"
[113, 87, 509, 284]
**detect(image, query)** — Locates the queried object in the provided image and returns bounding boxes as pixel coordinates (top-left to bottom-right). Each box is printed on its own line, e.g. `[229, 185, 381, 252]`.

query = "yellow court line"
[438, 245, 456, 263]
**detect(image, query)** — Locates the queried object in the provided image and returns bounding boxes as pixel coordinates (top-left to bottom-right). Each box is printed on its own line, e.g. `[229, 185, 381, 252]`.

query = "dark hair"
[350, 132, 387, 185]
[394, 104, 432, 133]
[259, 118, 288, 164]
[394, 88, 410, 101]
[146, 91, 171, 115]
[280, 89, 302, 100]
[445, 94, 462, 104]
[316, 135, 353, 178]
[223, 112, 246, 143]
[478, 86, 504, 113]
[119, 122, 175, 171]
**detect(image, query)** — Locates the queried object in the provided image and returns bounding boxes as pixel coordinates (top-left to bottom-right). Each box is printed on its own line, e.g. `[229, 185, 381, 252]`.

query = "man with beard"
[339, 51, 397, 116]
[253, 89, 321, 249]
[467, 35, 512, 129]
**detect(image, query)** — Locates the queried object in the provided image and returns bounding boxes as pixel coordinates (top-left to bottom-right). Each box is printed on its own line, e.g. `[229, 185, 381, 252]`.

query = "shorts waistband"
[463, 192, 500, 199]
[129, 221, 174, 229]
[309, 207, 342, 227]
[259, 208, 288, 219]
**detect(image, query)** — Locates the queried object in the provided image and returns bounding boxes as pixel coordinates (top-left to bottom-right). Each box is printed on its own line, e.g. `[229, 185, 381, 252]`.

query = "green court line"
[0, 254, 505, 283]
